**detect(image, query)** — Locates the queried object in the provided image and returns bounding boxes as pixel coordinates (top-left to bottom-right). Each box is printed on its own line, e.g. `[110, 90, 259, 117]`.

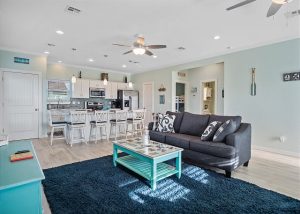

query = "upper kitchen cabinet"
[72, 79, 90, 98]
[105, 82, 118, 99]
[117, 82, 129, 90]
[90, 80, 105, 89]
[47, 80, 71, 104]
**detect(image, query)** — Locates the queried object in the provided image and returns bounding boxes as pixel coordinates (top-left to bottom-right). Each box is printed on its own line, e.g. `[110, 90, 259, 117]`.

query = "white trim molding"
[253, 145, 300, 158]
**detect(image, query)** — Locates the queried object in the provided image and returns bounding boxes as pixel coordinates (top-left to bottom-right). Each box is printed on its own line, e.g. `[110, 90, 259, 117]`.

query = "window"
[47, 80, 71, 103]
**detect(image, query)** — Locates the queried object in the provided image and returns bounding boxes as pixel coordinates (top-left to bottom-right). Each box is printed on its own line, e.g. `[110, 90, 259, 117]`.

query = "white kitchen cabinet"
[72, 79, 90, 98]
[90, 80, 105, 88]
[105, 82, 118, 99]
[117, 82, 128, 90]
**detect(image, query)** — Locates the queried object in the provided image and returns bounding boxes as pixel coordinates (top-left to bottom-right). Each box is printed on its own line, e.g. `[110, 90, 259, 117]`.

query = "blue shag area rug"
[42, 155, 300, 214]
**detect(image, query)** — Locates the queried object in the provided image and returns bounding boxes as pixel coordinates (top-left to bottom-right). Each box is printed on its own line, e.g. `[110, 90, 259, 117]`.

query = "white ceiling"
[0, 0, 299, 73]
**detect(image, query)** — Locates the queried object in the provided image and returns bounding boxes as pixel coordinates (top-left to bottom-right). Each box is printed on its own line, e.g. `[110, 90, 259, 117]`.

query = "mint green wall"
[132, 39, 300, 155]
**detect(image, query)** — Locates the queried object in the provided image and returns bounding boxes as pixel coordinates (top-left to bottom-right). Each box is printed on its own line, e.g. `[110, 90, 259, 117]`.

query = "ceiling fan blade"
[226, 0, 256, 11]
[113, 43, 131, 47]
[145, 50, 154, 56]
[123, 50, 133, 55]
[146, 45, 167, 49]
[267, 2, 282, 17]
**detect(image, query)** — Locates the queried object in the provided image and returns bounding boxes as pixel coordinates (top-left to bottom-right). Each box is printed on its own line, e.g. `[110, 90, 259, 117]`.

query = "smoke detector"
[65, 6, 81, 14]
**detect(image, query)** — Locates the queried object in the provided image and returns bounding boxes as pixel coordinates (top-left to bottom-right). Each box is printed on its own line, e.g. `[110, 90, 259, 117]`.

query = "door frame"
[200, 79, 218, 114]
[171, 80, 190, 112]
[142, 81, 154, 119]
[0, 68, 43, 138]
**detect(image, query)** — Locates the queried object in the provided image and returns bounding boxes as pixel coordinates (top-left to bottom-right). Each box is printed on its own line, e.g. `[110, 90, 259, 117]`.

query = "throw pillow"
[157, 113, 176, 133]
[201, 121, 222, 141]
[213, 120, 237, 142]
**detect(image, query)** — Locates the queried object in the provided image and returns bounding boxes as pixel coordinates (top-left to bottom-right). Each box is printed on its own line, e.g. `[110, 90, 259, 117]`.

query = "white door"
[3, 72, 39, 140]
[143, 82, 154, 125]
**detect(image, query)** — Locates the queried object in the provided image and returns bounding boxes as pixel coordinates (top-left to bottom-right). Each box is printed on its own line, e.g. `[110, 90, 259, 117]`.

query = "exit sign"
[14, 57, 29, 64]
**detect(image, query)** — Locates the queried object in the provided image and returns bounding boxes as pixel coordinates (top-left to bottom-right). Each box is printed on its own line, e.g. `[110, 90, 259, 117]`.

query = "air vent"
[285, 9, 300, 18]
[65, 5, 81, 14]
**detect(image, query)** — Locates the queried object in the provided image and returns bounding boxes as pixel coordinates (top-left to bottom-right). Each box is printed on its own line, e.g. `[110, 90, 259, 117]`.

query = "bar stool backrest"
[69, 110, 87, 125]
[132, 109, 146, 121]
[94, 111, 109, 124]
[113, 110, 128, 122]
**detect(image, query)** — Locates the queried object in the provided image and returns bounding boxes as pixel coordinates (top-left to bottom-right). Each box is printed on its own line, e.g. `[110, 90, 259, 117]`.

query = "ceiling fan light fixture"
[133, 48, 145, 55]
[272, 0, 290, 4]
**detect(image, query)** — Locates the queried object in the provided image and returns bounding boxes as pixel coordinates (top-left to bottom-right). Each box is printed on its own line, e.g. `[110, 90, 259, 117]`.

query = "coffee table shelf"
[116, 155, 178, 181]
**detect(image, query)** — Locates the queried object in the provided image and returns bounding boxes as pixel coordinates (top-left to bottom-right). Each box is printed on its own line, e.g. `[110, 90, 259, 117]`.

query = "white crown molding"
[47, 61, 131, 76]
[253, 145, 300, 158]
[136, 35, 300, 74]
[0, 46, 46, 57]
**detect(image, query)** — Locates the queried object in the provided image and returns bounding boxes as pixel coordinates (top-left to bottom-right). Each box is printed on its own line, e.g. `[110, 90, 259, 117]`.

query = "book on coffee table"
[10, 152, 33, 162]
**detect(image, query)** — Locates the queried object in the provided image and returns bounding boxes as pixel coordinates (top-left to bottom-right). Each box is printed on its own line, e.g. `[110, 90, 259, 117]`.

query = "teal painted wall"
[132, 39, 300, 155]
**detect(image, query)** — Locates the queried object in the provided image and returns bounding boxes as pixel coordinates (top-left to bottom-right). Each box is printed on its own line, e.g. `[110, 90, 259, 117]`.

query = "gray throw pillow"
[213, 120, 237, 142]
[157, 113, 176, 133]
[201, 121, 222, 141]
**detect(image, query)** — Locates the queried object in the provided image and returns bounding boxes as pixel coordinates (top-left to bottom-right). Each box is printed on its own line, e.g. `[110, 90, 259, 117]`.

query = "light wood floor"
[32, 138, 300, 214]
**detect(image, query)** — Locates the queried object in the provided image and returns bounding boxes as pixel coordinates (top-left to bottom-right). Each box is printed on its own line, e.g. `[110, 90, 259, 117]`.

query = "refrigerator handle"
[129, 96, 132, 110]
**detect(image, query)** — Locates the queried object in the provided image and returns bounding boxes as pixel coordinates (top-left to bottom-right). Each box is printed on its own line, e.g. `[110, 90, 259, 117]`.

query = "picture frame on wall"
[159, 95, 165, 104]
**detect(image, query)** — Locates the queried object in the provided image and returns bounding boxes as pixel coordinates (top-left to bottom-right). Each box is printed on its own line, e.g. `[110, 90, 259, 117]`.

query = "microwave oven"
[90, 88, 105, 98]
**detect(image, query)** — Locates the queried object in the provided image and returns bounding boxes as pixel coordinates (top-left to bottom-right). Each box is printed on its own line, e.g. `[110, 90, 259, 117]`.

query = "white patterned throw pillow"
[157, 113, 176, 133]
[201, 121, 222, 141]
[213, 119, 237, 142]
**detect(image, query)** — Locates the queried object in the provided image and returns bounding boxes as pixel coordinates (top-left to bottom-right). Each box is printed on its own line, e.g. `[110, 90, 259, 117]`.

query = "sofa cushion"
[209, 115, 242, 130]
[179, 112, 210, 136]
[157, 113, 176, 133]
[213, 120, 237, 142]
[201, 121, 222, 141]
[166, 111, 184, 133]
[189, 139, 236, 159]
[149, 130, 167, 143]
[165, 133, 191, 149]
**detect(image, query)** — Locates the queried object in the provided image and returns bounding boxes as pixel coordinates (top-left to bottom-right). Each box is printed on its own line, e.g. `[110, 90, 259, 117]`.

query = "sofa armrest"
[148, 122, 154, 130]
[225, 123, 252, 166]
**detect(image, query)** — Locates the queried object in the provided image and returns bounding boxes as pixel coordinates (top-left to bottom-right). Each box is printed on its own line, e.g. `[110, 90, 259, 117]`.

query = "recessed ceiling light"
[88, 58, 94, 62]
[58, 60, 62, 63]
[104, 54, 108, 58]
[226, 46, 233, 50]
[48, 43, 56, 47]
[122, 64, 127, 68]
[153, 55, 157, 58]
[44, 51, 50, 54]
[56, 30, 64, 35]
[214, 35, 221, 40]
[72, 48, 77, 51]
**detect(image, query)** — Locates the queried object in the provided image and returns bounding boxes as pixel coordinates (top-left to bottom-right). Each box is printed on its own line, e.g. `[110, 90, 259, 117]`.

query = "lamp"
[103, 78, 108, 86]
[128, 82, 133, 88]
[71, 75, 76, 84]
[133, 47, 146, 55]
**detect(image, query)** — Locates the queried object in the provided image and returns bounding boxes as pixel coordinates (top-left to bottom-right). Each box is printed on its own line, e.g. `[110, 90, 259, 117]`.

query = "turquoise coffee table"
[113, 138, 183, 190]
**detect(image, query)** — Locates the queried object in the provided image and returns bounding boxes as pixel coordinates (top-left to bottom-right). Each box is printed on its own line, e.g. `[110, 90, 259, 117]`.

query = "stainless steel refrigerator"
[117, 90, 139, 110]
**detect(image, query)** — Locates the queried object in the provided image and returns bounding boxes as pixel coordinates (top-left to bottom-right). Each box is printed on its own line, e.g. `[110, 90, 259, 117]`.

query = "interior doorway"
[201, 80, 217, 114]
[142, 82, 154, 125]
[2, 71, 40, 140]
[175, 82, 185, 112]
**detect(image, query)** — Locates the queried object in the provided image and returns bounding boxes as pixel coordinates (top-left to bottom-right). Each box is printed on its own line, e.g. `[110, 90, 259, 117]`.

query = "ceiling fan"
[113, 35, 167, 56]
[226, 0, 294, 17]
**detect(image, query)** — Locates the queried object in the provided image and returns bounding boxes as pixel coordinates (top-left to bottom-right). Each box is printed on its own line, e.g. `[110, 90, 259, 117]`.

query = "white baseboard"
[252, 145, 300, 158]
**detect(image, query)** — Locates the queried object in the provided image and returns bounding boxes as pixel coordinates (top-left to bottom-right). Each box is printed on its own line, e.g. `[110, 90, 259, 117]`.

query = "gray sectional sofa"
[149, 111, 252, 178]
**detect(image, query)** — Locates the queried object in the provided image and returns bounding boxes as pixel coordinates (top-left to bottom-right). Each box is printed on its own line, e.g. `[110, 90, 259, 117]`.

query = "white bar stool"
[127, 109, 146, 137]
[89, 110, 109, 143]
[48, 110, 67, 146]
[109, 110, 128, 140]
[67, 110, 87, 146]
